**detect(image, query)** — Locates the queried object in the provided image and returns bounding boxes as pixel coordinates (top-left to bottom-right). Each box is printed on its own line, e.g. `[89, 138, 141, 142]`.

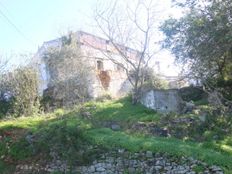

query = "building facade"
[35, 31, 184, 103]
[35, 31, 141, 99]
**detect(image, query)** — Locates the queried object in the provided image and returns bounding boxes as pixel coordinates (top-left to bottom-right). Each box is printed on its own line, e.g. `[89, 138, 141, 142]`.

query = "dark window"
[97, 60, 104, 70]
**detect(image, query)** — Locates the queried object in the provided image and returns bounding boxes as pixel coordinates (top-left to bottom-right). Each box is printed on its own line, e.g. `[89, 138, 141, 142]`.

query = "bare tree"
[93, 0, 160, 104]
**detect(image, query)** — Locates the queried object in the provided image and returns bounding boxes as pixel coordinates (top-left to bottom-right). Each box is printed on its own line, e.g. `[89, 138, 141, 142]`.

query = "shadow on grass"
[0, 112, 104, 172]
[84, 97, 159, 124]
[0, 97, 232, 173]
[85, 128, 232, 172]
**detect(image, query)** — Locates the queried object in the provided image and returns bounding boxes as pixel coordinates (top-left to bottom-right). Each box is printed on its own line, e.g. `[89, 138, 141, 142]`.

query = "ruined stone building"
[35, 31, 141, 99]
[35, 31, 182, 103]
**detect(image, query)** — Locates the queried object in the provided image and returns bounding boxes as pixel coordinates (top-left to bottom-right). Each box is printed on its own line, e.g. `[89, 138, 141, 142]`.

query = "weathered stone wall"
[81, 42, 133, 98]
[37, 31, 136, 99]
[140, 89, 183, 113]
[15, 149, 224, 174]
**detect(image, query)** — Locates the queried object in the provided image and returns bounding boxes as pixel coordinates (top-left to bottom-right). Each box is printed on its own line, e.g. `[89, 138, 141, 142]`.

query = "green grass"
[192, 165, 205, 173]
[0, 97, 232, 173]
[85, 128, 232, 170]
[83, 97, 160, 123]
[0, 114, 55, 130]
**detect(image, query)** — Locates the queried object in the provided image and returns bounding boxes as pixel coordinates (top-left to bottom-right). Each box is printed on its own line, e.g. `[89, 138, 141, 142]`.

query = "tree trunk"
[132, 72, 140, 105]
[132, 85, 140, 105]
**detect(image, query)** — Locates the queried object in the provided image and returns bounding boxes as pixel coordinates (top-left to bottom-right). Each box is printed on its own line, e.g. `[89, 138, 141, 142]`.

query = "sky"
[0, 0, 183, 75]
[0, 0, 96, 54]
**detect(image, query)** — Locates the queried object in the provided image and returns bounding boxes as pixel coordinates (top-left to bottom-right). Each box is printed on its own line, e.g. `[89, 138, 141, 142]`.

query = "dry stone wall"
[15, 149, 224, 174]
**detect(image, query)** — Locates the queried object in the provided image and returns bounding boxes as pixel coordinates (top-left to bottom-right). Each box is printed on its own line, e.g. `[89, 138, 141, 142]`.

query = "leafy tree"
[0, 67, 39, 117]
[161, 0, 232, 104]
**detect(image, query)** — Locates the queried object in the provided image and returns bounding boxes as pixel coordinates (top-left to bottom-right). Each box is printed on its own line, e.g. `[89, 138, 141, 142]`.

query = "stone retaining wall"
[16, 149, 224, 174]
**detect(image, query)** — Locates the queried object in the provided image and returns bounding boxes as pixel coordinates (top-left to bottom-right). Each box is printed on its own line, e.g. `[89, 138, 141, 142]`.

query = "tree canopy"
[161, 0, 232, 100]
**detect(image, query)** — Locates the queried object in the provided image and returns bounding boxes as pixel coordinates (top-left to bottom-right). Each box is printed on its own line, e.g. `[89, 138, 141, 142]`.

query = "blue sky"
[0, 0, 96, 55]
[0, 0, 182, 75]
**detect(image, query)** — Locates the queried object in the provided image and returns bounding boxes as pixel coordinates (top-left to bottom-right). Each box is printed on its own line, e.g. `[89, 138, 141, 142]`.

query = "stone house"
[35, 31, 141, 99]
[35, 31, 184, 104]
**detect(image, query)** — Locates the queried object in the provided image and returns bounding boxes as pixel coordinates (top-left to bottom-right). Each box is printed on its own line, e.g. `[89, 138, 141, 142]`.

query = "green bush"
[0, 97, 15, 118]
[0, 67, 40, 117]
[179, 86, 207, 102]
[34, 117, 105, 166]
[142, 67, 168, 89]
[129, 67, 169, 90]
[216, 78, 232, 101]
[158, 108, 232, 142]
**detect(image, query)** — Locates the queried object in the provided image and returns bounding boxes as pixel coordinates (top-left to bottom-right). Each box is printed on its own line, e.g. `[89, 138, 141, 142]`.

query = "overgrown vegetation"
[157, 108, 232, 142]
[42, 33, 94, 109]
[179, 86, 207, 103]
[161, 0, 232, 106]
[1, 0, 232, 173]
[0, 97, 232, 173]
[129, 67, 169, 90]
[0, 67, 39, 118]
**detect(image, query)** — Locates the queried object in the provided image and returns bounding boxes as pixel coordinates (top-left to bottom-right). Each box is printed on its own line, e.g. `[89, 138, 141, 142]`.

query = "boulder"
[111, 124, 121, 131]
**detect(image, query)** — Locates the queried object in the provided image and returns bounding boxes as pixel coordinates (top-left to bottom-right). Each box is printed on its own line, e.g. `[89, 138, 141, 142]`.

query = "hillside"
[0, 97, 232, 174]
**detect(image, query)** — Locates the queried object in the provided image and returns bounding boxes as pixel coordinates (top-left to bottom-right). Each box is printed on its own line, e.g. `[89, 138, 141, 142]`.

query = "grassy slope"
[0, 97, 232, 173]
